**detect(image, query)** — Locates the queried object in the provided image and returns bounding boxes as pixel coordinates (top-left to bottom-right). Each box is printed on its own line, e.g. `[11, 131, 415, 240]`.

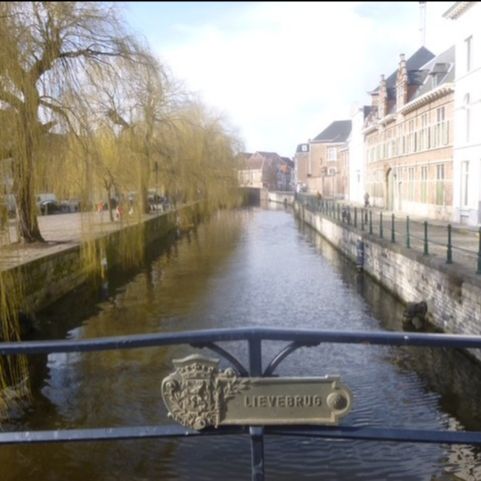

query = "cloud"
[153, 1, 455, 156]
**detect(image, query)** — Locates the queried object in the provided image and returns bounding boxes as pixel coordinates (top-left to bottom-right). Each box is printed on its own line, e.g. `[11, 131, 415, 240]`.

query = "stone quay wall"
[294, 201, 481, 359]
[9, 204, 202, 315]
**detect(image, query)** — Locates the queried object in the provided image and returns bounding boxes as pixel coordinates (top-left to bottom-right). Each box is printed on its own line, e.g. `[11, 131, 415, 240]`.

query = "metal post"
[337, 204, 340, 221]
[477, 227, 481, 274]
[423, 221, 429, 256]
[406, 216, 410, 248]
[361, 209, 364, 231]
[391, 214, 395, 243]
[380, 212, 383, 239]
[348, 206, 351, 225]
[248, 338, 264, 481]
[446, 224, 453, 264]
[369, 210, 373, 235]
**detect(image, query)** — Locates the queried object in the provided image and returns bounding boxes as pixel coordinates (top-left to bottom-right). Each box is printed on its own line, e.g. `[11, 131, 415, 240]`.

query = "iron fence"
[296, 193, 481, 275]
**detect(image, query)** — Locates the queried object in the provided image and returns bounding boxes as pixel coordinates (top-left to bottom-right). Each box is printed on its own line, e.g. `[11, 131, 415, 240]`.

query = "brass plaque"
[161, 355, 352, 430]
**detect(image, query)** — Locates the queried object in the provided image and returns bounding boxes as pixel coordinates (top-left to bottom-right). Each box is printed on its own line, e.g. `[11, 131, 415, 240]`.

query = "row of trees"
[0, 1, 243, 243]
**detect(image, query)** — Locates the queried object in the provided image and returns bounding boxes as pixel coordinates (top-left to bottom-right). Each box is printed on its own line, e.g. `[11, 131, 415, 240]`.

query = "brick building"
[294, 143, 309, 191]
[300, 120, 352, 198]
[238, 151, 291, 191]
[364, 46, 455, 220]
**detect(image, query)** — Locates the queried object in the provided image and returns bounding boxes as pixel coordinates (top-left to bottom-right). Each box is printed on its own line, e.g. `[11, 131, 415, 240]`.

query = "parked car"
[39, 199, 61, 215]
[59, 199, 81, 213]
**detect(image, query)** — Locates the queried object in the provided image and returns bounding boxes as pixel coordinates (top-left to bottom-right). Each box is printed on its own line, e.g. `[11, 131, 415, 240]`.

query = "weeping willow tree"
[169, 101, 244, 210]
[0, 1, 145, 243]
[0, 1, 243, 418]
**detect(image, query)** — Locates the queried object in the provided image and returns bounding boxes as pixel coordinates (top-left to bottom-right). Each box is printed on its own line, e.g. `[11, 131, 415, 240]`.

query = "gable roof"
[371, 46, 435, 97]
[313, 120, 352, 143]
[257, 151, 281, 161]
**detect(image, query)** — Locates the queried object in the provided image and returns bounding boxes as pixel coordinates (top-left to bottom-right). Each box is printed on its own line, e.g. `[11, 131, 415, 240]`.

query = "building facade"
[364, 46, 455, 220]
[444, 1, 481, 225]
[294, 143, 309, 191]
[348, 106, 372, 204]
[238, 151, 291, 191]
[302, 120, 352, 198]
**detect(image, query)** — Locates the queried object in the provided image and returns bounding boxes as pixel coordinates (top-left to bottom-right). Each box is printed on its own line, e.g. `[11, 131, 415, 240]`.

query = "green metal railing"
[296, 194, 481, 275]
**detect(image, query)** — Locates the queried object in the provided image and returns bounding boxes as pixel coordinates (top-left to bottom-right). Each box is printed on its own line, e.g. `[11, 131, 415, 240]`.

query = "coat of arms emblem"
[161, 355, 250, 430]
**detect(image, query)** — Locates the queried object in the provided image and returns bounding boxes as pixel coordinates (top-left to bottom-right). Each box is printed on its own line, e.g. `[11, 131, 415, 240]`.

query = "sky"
[123, 1, 456, 158]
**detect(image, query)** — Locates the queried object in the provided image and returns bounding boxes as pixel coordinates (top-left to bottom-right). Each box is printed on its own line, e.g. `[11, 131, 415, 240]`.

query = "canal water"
[3, 204, 481, 481]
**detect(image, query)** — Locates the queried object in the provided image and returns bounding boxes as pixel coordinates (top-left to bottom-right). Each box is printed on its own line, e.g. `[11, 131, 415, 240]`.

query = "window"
[327, 147, 337, 161]
[408, 120, 416, 153]
[436, 164, 445, 205]
[437, 107, 445, 123]
[432, 107, 446, 148]
[461, 161, 469, 206]
[465, 94, 470, 143]
[419, 113, 429, 151]
[421, 166, 428, 203]
[408, 167, 415, 201]
[301, 144, 308, 152]
[465, 35, 472, 72]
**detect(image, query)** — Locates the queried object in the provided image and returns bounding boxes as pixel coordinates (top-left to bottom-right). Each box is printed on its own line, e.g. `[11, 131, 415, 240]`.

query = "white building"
[348, 105, 371, 204]
[444, 2, 481, 225]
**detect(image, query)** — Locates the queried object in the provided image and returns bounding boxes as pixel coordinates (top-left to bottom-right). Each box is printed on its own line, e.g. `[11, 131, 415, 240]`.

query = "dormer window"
[429, 63, 448, 88]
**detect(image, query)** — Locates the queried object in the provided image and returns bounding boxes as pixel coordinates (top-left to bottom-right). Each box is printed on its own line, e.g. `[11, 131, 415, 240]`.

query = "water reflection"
[1, 206, 481, 480]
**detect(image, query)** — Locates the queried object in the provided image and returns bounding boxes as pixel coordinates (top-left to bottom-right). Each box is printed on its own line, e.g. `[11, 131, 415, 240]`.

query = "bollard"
[361, 209, 364, 231]
[477, 227, 481, 275]
[337, 204, 341, 221]
[369, 210, 373, 235]
[423, 221, 429, 256]
[348, 206, 351, 225]
[391, 214, 395, 243]
[406, 216, 410, 248]
[380, 212, 383, 238]
[354, 207, 357, 228]
[446, 224, 453, 264]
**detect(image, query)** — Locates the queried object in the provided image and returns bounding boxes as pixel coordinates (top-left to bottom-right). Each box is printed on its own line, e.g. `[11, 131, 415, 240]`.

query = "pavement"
[0, 208, 171, 272]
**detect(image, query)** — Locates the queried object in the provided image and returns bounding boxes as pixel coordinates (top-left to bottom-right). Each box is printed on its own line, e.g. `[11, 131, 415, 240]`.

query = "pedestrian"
[364, 192, 370, 208]
[115, 204, 123, 221]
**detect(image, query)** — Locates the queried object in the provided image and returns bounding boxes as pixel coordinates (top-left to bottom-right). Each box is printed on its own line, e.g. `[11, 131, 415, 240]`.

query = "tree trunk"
[14, 112, 44, 243]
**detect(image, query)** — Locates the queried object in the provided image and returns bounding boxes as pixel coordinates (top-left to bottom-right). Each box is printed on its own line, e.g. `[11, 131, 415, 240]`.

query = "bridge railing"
[2, 326, 481, 481]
